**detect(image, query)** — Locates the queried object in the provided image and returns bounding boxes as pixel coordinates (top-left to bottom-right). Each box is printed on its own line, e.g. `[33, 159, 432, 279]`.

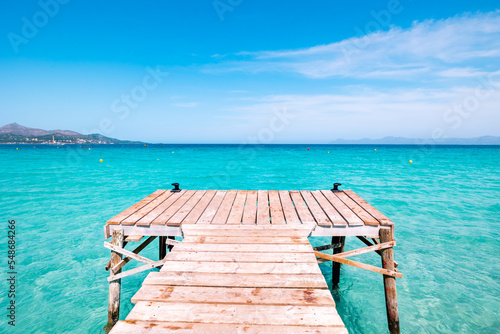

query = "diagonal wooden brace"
[314, 250, 402, 278]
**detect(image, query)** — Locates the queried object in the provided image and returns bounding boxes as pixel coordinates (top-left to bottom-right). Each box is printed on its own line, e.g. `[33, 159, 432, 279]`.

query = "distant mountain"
[0, 123, 141, 144]
[330, 136, 500, 145]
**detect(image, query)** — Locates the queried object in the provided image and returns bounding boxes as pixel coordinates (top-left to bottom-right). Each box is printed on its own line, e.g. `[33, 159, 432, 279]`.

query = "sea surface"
[0, 144, 499, 333]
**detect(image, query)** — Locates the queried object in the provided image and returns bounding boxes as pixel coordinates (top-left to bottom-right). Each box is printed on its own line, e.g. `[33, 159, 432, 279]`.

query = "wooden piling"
[380, 228, 400, 334]
[104, 228, 123, 332]
[159, 236, 167, 259]
[331, 236, 345, 289]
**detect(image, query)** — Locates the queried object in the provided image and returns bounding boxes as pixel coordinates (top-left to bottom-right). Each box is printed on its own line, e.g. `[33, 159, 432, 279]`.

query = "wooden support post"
[159, 236, 167, 260]
[331, 236, 345, 289]
[167, 236, 175, 251]
[380, 228, 400, 334]
[104, 228, 123, 332]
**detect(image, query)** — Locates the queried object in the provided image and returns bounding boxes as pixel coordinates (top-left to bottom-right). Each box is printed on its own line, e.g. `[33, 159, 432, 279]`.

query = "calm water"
[1, 144, 499, 333]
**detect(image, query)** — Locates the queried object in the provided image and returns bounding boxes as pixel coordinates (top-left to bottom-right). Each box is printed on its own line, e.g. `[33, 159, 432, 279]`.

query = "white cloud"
[207, 11, 500, 80]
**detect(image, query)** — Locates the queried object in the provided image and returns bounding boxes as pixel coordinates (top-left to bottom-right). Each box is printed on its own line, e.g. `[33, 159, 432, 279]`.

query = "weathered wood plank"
[132, 286, 335, 306]
[314, 251, 402, 278]
[121, 191, 173, 226]
[321, 190, 364, 226]
[301, 191, 332, 227]
[111, 320, 348, 334]
[107, 190, 165, 225]
[344, 190, 393, 225]
[335, 241, 396, 259]
[171, 243, 314, 253]
[197, 190, 226, 224]
[289, 190, 315, 224]
[126, 302, 344, 327]
[226, 190, 247, 225]
[125, 235, 143, 242]
[257, 190, 270, 225]
[111, 236, 157, 273]
[279, 190, 301, 224]
[181, 229, 314, 237]
[181, 190, 217, 224]
[242, 190, 257, 224]
[334, 191, 379, 226]
[104, 242, 155, 265]
[159, 261, 323, 274]
[311, 191, 347, 226]
[167, 190, 206, 226]
[143, 272, 329, 289]
[269, 190, 286, 225]
[165, 251, 318, 263]
[211, 190, 238, 224]
[181, 236, 310, 244]
[136, 190, 184, 227]
[152, 190, 197, 225]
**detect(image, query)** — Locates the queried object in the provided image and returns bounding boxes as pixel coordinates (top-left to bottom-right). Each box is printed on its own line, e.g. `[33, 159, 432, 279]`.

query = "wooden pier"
[103, 186, 402, 333]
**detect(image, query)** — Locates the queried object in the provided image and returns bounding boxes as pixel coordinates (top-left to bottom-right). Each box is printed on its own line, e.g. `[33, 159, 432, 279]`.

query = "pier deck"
[104, 187, 401, 333]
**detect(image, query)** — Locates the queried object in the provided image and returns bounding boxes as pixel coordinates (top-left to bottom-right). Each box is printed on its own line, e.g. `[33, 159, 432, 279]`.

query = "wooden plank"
[181, 229, 313, 237]
[108, 258, 168, 282]
[211, 190, 237, 224]
[314, 251, 402, 278]
[289, 191, 315, 224]
[181, 225, 314, 230]
[111, 236, 157, 273]
[226, 190, 247, 224]
[165, 251, 318, 263]
[242, 190, 257, 224]
[132, 286, 335, 306]
[143, 272, 329, 289]
[278, 190, 301, 224]
[197, 190, 226, 224]
[171, 243, 314, 253]
[321, 190, 364, 226]
[268, 190, 285, 225]
[107, 190, 165, 225]
[111, 320, 348, 334]
[300, 191, 332, 227]
[334, 191, 379, 226]
[167, 190, 206, 226]
[257, 190, 270, 225]
[104, 242, 155, 265]
[181, 236, 310, 244]
[311, 191, 347, 226]
[335, 241, 396, 259]
[136, 190, 185, 227]
[344, 190, 393, 225]
[159, 261, 322, 274]
[152, 190, 196, 225]
[125, 235, 143, 242]
[121, 191, 173, 226]
[126, 302, 344, 327]
[181, 190, 217, 224]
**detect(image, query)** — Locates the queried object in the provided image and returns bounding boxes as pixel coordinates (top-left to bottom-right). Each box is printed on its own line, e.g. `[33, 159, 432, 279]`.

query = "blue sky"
[1, 0, 499, 143]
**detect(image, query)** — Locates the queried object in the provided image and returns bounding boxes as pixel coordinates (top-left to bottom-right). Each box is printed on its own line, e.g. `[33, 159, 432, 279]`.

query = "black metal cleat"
[332, 183, 342, 192]
[171, 183, 181, 192]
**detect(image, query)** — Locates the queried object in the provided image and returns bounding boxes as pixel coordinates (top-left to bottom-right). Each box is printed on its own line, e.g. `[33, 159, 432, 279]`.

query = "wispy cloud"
[206, 11, 500, 80]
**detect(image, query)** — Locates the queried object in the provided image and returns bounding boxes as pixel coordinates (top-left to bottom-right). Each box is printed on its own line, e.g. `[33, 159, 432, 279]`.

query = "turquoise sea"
[1, 144, 499, 333]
